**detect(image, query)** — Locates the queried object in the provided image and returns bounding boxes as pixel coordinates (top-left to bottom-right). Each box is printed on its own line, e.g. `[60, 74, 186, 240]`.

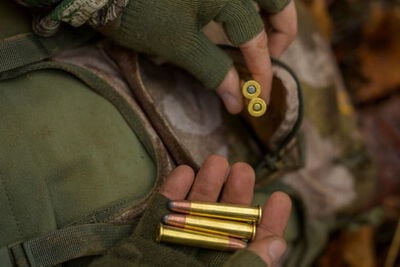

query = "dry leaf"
[355, 3, 400, 102]
[319, 226, 377, 267]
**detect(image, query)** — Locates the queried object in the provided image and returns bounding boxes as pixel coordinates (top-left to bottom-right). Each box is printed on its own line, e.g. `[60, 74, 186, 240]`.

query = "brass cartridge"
[241, 80, 267, 117]
[242, 80, 261, 99]
[156, 224, 247, 251]
[163, 214, 256, 240]
[248, 98, 267, 117]
[168, 201, 262, 224]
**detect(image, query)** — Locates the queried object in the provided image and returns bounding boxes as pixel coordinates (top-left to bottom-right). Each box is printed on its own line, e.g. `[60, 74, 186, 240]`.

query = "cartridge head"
[248, 98, 267, 117]
[242, 80, 261, 99]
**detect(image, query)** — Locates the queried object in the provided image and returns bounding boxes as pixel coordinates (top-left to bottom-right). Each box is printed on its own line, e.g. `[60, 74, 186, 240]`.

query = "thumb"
[248, 237, 287, 266]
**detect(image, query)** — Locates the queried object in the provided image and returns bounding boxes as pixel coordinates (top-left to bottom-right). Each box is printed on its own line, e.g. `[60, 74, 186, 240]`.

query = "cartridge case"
[242, 80, 261, 99]
[248, 98, 267, 117]
[168, 201, 262, 224]
[156, 224, 247, 251]
[163, 214, 256, 240]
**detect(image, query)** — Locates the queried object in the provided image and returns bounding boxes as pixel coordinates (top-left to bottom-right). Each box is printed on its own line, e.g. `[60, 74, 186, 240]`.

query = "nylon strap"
[0, 26, 95, 73]
[0, 223, 133, 267]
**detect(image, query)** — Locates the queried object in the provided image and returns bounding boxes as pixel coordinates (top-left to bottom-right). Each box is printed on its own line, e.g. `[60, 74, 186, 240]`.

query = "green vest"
[0, 1, 164, 265]
[0, 2, 305, 266]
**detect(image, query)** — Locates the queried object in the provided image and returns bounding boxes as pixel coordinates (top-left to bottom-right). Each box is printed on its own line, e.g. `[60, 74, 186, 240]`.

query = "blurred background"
[300, 0, 400, 266]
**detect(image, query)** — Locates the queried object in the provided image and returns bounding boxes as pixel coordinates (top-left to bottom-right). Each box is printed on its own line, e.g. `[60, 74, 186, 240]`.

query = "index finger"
[239, 31, 273, 103]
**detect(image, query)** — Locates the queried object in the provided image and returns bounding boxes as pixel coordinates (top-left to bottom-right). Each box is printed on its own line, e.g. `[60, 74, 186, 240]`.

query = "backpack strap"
[0, 223, 133, 267]
[0, 26, 96, 73]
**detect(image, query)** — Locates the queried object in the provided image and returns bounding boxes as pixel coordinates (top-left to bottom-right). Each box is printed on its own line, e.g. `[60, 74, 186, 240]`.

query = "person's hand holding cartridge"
[98, 0, 296, 115]
[160, 154, 292, 266]
[90, 154, 291, 267]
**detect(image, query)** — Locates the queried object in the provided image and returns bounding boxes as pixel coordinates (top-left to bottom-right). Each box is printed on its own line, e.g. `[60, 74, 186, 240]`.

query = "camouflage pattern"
[280, 1, 376, 218]
[1, 0, 378, 265]
[14, 0, 128, 36]
[104, 44, 302, 176]
[277, 2, 377, 266]
[204, 1, 377, 266]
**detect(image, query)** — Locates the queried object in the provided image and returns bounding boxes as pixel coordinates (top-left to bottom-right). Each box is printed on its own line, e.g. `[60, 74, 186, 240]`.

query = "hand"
[101, 0, 275, 115]
[218, 0, 297, 114]
[160, 155, 292, 266]
[217, 0, 297, 114]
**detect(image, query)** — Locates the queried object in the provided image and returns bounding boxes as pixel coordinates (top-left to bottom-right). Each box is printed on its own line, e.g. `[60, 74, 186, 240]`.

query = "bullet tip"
[167, 201, 174, 211]
[162, 214, 170, 224]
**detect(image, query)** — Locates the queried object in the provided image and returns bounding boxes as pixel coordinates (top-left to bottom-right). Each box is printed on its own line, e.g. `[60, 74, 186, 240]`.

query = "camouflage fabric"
[45, 4, 375, 266]
[15, 0, 128, 36]
[203, 1, 377, 266]
[280, 1, 376, 218]
[276, 2, 377, 266]
[1, 0, 378, 266]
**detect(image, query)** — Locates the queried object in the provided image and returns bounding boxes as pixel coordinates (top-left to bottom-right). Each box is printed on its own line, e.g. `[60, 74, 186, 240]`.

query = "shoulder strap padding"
[0, 26, 95, 73]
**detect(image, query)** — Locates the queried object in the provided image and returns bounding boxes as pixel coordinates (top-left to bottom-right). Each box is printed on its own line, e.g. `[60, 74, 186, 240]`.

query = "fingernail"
[220, 92, 240, 114]
[267, 239, 286, 263]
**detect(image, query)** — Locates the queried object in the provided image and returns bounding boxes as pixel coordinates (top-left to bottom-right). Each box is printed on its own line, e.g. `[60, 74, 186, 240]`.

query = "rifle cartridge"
[168, 201, 262, 224]
[156, 224, 247, 251]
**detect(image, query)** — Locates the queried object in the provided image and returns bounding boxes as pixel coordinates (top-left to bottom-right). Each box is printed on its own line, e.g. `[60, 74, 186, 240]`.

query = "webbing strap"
[1, 223, 132, 267]
[0, 26, 95, 73]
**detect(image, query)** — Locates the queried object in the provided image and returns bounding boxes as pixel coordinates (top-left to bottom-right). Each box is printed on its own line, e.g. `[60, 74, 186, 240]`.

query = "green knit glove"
[102, 0, 264, 89]
[256, 0, 292, 13]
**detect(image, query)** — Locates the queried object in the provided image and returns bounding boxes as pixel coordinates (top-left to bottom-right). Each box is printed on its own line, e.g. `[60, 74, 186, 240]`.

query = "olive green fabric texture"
[90, 194, 268, 267]
[222, 250, 267, 266]
[102, 0, 263, 89]
[0, 69, 156, 247]
[0, 0, 31, 39]
[256, 0, 292, 13]
[0, 1, 96, 73]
